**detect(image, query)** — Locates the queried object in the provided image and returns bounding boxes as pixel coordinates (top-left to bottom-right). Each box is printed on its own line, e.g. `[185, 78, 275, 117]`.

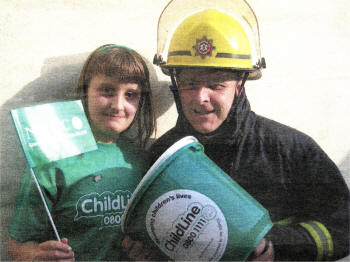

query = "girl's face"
[87, 74, 141, 143]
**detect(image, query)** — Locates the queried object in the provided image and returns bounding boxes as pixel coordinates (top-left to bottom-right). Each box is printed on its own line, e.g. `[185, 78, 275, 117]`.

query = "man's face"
[177, 69, 242, 134]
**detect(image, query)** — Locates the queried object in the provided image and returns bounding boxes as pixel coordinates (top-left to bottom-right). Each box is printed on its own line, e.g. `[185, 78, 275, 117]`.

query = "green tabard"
[9, 140, 147, 261]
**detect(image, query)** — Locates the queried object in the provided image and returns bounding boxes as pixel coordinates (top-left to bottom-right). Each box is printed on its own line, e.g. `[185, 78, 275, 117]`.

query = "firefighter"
[124, 0, 350, 260]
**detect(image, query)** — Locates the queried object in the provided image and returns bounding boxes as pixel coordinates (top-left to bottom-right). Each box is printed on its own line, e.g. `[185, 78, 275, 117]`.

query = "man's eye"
[208, 83, 225, 90]
[179, 82, 196, 90]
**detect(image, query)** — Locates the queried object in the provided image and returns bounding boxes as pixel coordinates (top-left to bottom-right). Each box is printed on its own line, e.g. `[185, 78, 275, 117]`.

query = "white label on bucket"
[146, 189, 228, 261]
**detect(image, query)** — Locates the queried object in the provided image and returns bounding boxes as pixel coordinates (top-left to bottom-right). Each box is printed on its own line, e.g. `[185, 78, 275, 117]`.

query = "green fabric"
[94, 44, 132, 56]
[9, 140, 147, 261]
[10, 100, 97, 168]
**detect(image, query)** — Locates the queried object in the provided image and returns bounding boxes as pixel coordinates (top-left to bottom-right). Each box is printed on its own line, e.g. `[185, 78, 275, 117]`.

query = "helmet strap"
[237, 71, 249, 96]
[169, 69, 183, 113]
[169, 68, 178, 90]
[241, 72, 249, 88]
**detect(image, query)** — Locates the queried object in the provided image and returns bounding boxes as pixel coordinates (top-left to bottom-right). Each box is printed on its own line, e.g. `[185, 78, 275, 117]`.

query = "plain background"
[1, 0, 349, 260]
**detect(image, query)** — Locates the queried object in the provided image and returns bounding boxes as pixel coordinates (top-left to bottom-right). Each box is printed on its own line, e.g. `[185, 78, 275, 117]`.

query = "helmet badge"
[193, 36, 215, 59]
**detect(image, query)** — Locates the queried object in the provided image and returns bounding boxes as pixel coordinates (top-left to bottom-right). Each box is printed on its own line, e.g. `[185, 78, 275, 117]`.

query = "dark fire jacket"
[149, 88, 349, 261]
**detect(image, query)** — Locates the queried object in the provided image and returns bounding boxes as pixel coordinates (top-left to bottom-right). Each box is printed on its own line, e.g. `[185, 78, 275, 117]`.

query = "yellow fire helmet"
[153, 0, 265, 80]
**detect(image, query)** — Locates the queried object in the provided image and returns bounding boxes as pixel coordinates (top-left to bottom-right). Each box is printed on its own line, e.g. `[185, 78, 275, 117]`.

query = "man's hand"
[122, 235, 153, 261]
[122, 235, 170, 261]
[122, 235, 274, 261]
[249, 238, 274, 261]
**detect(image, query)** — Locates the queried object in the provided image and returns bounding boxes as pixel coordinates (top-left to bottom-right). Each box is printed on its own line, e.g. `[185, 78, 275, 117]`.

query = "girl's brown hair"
[77, 44, 156, 148]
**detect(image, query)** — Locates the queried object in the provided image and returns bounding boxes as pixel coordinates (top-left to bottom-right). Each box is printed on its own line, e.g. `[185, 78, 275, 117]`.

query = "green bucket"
[121, 136, 273, 261]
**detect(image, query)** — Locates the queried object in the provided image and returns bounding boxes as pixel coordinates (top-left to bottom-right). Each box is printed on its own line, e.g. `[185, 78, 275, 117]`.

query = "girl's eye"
[125, 91, 140, 99]
[101, 87, 114, 96]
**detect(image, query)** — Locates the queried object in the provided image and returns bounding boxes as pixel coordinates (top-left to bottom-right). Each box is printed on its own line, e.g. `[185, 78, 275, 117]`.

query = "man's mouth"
[193, 109, 215, 115]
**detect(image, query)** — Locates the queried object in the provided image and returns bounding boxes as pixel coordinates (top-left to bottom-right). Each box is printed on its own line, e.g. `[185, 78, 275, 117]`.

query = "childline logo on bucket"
[164, 202, 213, 251]
[146, 189, 228, 261]
[75, 190, 131, 229]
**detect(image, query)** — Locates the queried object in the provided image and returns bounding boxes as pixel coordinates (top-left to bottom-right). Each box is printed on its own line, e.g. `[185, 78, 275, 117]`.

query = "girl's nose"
[111, 94, 124, 111]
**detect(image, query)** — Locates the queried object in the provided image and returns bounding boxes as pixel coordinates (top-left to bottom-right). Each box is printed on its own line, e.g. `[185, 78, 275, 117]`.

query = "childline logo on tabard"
[75, 190, 132, 229]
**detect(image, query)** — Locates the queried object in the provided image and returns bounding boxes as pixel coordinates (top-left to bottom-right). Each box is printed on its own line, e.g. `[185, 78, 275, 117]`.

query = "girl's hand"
[8, 237, 74, 261]
[34, 238, 74, 261]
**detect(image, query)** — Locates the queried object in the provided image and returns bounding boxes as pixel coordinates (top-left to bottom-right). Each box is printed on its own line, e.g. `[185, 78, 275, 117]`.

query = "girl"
[8, 44, 156, 261]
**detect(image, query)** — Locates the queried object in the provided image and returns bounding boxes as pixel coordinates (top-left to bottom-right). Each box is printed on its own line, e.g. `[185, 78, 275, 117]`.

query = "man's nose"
[195, 86, 210, 104]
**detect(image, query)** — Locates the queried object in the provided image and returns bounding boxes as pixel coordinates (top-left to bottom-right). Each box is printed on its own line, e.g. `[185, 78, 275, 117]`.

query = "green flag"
[10, 100, 97, 168]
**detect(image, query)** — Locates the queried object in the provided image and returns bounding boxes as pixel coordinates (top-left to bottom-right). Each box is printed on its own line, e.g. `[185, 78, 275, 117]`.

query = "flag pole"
[30, 168, 61, 241]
